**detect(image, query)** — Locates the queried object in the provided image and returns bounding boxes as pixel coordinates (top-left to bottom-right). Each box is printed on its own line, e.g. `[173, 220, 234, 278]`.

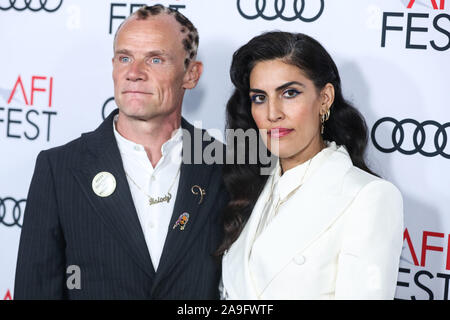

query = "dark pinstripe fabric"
[14, 109, 229, 300]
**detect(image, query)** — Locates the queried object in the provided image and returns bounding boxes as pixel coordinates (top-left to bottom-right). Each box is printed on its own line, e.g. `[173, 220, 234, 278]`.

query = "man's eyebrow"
[145, 50, 170, 57]
[114, 49, 171, 58]
[114, 49, 132, 56]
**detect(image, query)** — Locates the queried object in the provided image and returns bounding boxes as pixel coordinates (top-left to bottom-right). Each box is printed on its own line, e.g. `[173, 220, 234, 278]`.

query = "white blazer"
[221, 145, 403, 299]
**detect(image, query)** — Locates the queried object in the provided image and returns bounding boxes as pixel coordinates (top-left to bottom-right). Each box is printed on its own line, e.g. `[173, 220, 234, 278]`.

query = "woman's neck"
[280, 138, 326, 175]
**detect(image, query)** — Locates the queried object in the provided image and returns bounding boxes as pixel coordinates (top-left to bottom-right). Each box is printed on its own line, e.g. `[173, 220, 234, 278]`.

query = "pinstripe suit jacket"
[14, 109, 228, 299]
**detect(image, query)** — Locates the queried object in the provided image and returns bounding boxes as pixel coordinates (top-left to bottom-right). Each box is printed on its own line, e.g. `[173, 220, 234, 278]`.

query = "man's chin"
[119, 108, 166, 123]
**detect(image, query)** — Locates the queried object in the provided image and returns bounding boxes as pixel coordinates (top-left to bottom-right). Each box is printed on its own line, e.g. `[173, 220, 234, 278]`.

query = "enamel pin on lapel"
[92, 172, 116, 197]
[191, 185, 205, 204]
[173, 212, 190, 230]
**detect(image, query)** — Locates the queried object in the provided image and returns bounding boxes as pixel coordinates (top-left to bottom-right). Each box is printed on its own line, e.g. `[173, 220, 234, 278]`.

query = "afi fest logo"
[237, 0, 325, 22]
[3, 289, 12, 300]
[398, 228, 450, 300]
[408, 0, 445, 9]
[381, 0, 450, 51]
[0, 0, 63, 12]
[0, 75, 57, 141]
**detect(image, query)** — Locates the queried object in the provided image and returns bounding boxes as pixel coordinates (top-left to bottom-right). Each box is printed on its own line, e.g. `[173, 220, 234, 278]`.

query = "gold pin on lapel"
[191, 185, 205, 204]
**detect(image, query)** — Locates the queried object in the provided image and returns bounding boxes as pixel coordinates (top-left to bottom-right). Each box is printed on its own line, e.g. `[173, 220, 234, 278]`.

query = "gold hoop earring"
[320, 109, 331, 135]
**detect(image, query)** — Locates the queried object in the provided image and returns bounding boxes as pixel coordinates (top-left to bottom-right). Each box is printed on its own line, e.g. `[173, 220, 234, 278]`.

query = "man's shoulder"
[37, 123, 104, 167]
[41, 109, 117, 161]
[39, 135, 81, 159]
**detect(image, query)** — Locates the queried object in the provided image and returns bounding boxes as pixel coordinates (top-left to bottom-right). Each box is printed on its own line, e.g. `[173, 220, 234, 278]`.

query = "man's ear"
[182, 61, 203, 90]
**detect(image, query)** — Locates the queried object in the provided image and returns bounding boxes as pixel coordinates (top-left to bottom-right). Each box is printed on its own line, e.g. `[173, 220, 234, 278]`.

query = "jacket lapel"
[248, 147, 355, 296]
[152, 119, 218, 288]
[222, 174, 275, 299]
[71, 109, 155, 279]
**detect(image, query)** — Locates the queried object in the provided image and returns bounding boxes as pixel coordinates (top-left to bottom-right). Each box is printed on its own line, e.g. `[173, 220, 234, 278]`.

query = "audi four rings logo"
[237, 0, 325, 22]
[0, 197, 26, 228]
[0, 0, 63, 12]
[371, 117, 450, 159]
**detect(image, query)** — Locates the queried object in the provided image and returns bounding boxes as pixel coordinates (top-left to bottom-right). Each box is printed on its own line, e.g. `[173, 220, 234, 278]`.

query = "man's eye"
[251, 94, 266, 104]
[151, 57, 162, 64]
[119, 56, 131, 63]
[283, 89, 300, 98]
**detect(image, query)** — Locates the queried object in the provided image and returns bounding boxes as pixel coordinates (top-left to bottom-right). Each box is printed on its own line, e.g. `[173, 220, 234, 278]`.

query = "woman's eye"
[151, 57, 162, 64]
[251, 94, 266, 104]
[283, 89, 300, 98]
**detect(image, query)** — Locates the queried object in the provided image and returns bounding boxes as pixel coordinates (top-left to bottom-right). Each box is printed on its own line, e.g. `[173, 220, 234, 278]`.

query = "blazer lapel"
[152, 119, 218, 288]
[222, 174, 275, 299]
[71, 109, 155, 279]
[248, 147, 355, 296]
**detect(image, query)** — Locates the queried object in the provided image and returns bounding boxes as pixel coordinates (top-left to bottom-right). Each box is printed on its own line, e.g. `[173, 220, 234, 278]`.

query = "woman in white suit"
[218, 32, 403, 299]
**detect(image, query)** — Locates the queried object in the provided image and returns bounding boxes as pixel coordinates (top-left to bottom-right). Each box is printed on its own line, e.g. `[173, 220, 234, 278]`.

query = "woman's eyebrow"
[275, 81, 305, 92]
[249, 88, 266, 94]
[249, 81, 306, 94]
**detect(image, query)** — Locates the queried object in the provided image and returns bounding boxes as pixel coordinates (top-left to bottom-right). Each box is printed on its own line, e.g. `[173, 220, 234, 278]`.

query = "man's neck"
[115, 111, 182, 168]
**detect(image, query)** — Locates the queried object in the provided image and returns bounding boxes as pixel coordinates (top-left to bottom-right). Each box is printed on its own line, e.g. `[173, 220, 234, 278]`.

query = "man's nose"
[126, 60, 147, 81]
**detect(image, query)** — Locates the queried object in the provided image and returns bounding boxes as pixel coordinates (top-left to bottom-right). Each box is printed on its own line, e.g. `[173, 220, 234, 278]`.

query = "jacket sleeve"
[334, 179, 404, 299]
[14, 151, 67, 299]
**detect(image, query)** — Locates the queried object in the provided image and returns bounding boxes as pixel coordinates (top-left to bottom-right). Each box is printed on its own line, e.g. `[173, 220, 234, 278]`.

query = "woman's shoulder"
[340, 166, 404, 242]
[341, 164, 402, 204]
[324, 143, 402, 203]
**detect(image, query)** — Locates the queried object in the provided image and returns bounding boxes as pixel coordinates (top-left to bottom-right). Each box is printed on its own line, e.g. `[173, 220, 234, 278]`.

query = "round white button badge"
[92, 172, 116, 197]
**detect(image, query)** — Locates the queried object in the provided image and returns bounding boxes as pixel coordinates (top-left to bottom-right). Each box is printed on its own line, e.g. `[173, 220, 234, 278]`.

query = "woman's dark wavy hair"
[216, 31, 376, 256]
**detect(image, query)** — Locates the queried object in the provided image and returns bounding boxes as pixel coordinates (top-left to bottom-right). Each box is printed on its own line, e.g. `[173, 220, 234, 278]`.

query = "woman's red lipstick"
[268, 127, 293, 138]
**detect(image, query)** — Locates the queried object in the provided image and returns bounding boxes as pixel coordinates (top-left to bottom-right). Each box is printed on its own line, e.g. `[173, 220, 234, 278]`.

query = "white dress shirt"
[113, 115, 182, 271]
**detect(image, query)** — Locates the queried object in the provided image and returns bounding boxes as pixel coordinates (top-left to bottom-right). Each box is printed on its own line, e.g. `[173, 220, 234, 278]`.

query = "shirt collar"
[272, 141, 338, 200]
